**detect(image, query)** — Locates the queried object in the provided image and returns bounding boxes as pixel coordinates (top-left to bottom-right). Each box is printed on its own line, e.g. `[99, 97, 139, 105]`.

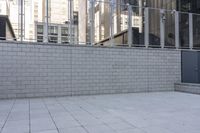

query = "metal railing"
[1, 0, 200, 49]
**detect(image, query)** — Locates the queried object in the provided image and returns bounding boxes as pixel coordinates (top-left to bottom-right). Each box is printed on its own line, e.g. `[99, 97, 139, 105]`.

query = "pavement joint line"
[55, 97, 90, 133]
[78, 105, 118, 133]
[42, 98, 60, 133]
[80, 97, 147, 133]
[0, 99, 16, 133]
[29, 99, 31, 133]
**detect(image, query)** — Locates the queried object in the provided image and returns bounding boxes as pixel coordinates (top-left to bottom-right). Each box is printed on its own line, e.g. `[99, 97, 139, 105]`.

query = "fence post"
[110, 0, 114, 46]
[44, 0, 49, 43]
[128, 4, 133, 47]
[90, 0, 95, 45]
[189, 13, 193, 50]
[19, 0, 24, 42]
[144, 7, 149, 48]
[175, 11, 180, 49]
[69, 0, 74, 44]
[160, 9, 165, 49]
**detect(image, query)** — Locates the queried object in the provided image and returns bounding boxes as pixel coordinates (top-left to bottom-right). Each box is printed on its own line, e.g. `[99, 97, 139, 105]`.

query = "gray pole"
[189, 13, 193, 49]
[175, 11, 180, 49]
[110, 0, 114, 46]
[20, 0, 23, 42]
[144, 7, 149, 48]
[128, 4, 133, 47]
[69, 0, 73, 44]
[139, 0, 143, 33]
[160, 9, 165, 49]
[90, 0, 95, 45]
[44, 0, 49, 43]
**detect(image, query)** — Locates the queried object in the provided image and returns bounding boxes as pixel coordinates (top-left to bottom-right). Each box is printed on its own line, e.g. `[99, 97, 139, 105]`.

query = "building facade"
[94, 0, 200, 47]
[35, 21, 78, 44]
[0, 0, 80, 43]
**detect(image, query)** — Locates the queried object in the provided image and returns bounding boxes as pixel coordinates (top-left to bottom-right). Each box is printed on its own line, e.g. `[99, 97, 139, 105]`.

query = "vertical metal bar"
[20, 0, 23, 42]
[175, 11, 180, 49]
[189, 13, 193, 49]
[69, 0, 74, 44]
[44, 0, 49, 43]
[90, 0, 95, 45]
[144, 7, 149, 48]
[160, 9, 165, 48]
[99, 2, 102, 41]
[110, 0, 114, 46]
[139, 0, 143, 32]
[128, 4, 132, 47]
[23, 0, 25, 40]
[58, 25, 61, 43]
[68, 0, 70, 43]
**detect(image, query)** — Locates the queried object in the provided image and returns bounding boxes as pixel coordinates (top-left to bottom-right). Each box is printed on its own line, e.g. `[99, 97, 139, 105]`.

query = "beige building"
[47, 0, 68, 24]
[94, 0, 143, 43]
[0, 0, 10, 15]
[0, 0, 80, 42]
[0, 0, 89, 44]
[7, 0, 44, 41]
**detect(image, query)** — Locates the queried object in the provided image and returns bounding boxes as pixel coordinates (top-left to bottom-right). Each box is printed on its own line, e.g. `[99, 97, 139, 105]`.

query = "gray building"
[35, 21, 78, 44]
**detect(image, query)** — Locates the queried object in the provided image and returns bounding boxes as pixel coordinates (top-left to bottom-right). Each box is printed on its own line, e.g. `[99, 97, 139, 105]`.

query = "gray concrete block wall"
[0, 42, 181, 99]
[175, 83, 200, 95]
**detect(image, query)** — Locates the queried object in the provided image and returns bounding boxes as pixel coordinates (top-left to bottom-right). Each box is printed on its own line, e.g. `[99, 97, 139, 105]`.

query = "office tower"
[94, 0, 200, 47]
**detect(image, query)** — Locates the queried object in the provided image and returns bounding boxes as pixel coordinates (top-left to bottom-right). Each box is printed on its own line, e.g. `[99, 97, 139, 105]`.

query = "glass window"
[61, 37, 69, 43]
[61, 27, 68, 36]
[48, 26, 58, 35]
[49, 36, 58, 43]
[37, 36, 43, 42]
[37, 25, 43, 34]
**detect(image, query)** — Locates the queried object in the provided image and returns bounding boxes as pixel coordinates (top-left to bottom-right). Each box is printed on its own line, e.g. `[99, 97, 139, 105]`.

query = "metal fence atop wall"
[1, 0, 200, 49]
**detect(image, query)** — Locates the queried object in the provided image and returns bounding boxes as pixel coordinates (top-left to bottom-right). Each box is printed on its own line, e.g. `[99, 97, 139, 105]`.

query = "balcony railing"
[0, 0, 200, 49]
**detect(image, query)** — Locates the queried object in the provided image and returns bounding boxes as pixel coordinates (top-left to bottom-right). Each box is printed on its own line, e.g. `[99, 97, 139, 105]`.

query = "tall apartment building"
[8, 0, 44, 41]
[35, 22, 78, 44]
[47, 0, 68, 24]
[0, 0, 79, 43]
[35, 0, 79, 43]
[94, 0, 143, 44]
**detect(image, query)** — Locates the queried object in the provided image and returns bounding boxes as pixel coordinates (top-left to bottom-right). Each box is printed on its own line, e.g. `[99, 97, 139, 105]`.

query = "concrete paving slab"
[0, 92, 199, 133]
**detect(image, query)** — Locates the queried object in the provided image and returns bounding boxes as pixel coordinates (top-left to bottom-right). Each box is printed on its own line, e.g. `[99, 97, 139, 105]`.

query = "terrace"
[0, 0, 200, 133]
[0, 92, 200, 133]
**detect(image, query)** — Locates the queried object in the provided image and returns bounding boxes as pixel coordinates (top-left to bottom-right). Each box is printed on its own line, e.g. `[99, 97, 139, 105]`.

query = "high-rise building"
[0, 0, 79, 43]
[36, 0, 79, 43]
[94, 0, 143, 44]
[47, 0, 68, 24]
[35, 22, 78, 44]
[94, 0, 200, 47]
[7, 0, 44, 41]
[145, 0, 200, 47]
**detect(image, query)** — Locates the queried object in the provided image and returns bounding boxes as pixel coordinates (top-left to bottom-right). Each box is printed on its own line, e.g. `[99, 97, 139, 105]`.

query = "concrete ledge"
[175, 83, 200, 95]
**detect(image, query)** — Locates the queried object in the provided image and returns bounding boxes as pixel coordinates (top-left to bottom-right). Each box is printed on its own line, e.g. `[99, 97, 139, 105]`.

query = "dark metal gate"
[182, 51, 200, 83]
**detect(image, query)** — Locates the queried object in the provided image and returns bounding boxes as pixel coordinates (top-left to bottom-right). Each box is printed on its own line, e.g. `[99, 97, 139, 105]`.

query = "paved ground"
[0, 92, 200, 133]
